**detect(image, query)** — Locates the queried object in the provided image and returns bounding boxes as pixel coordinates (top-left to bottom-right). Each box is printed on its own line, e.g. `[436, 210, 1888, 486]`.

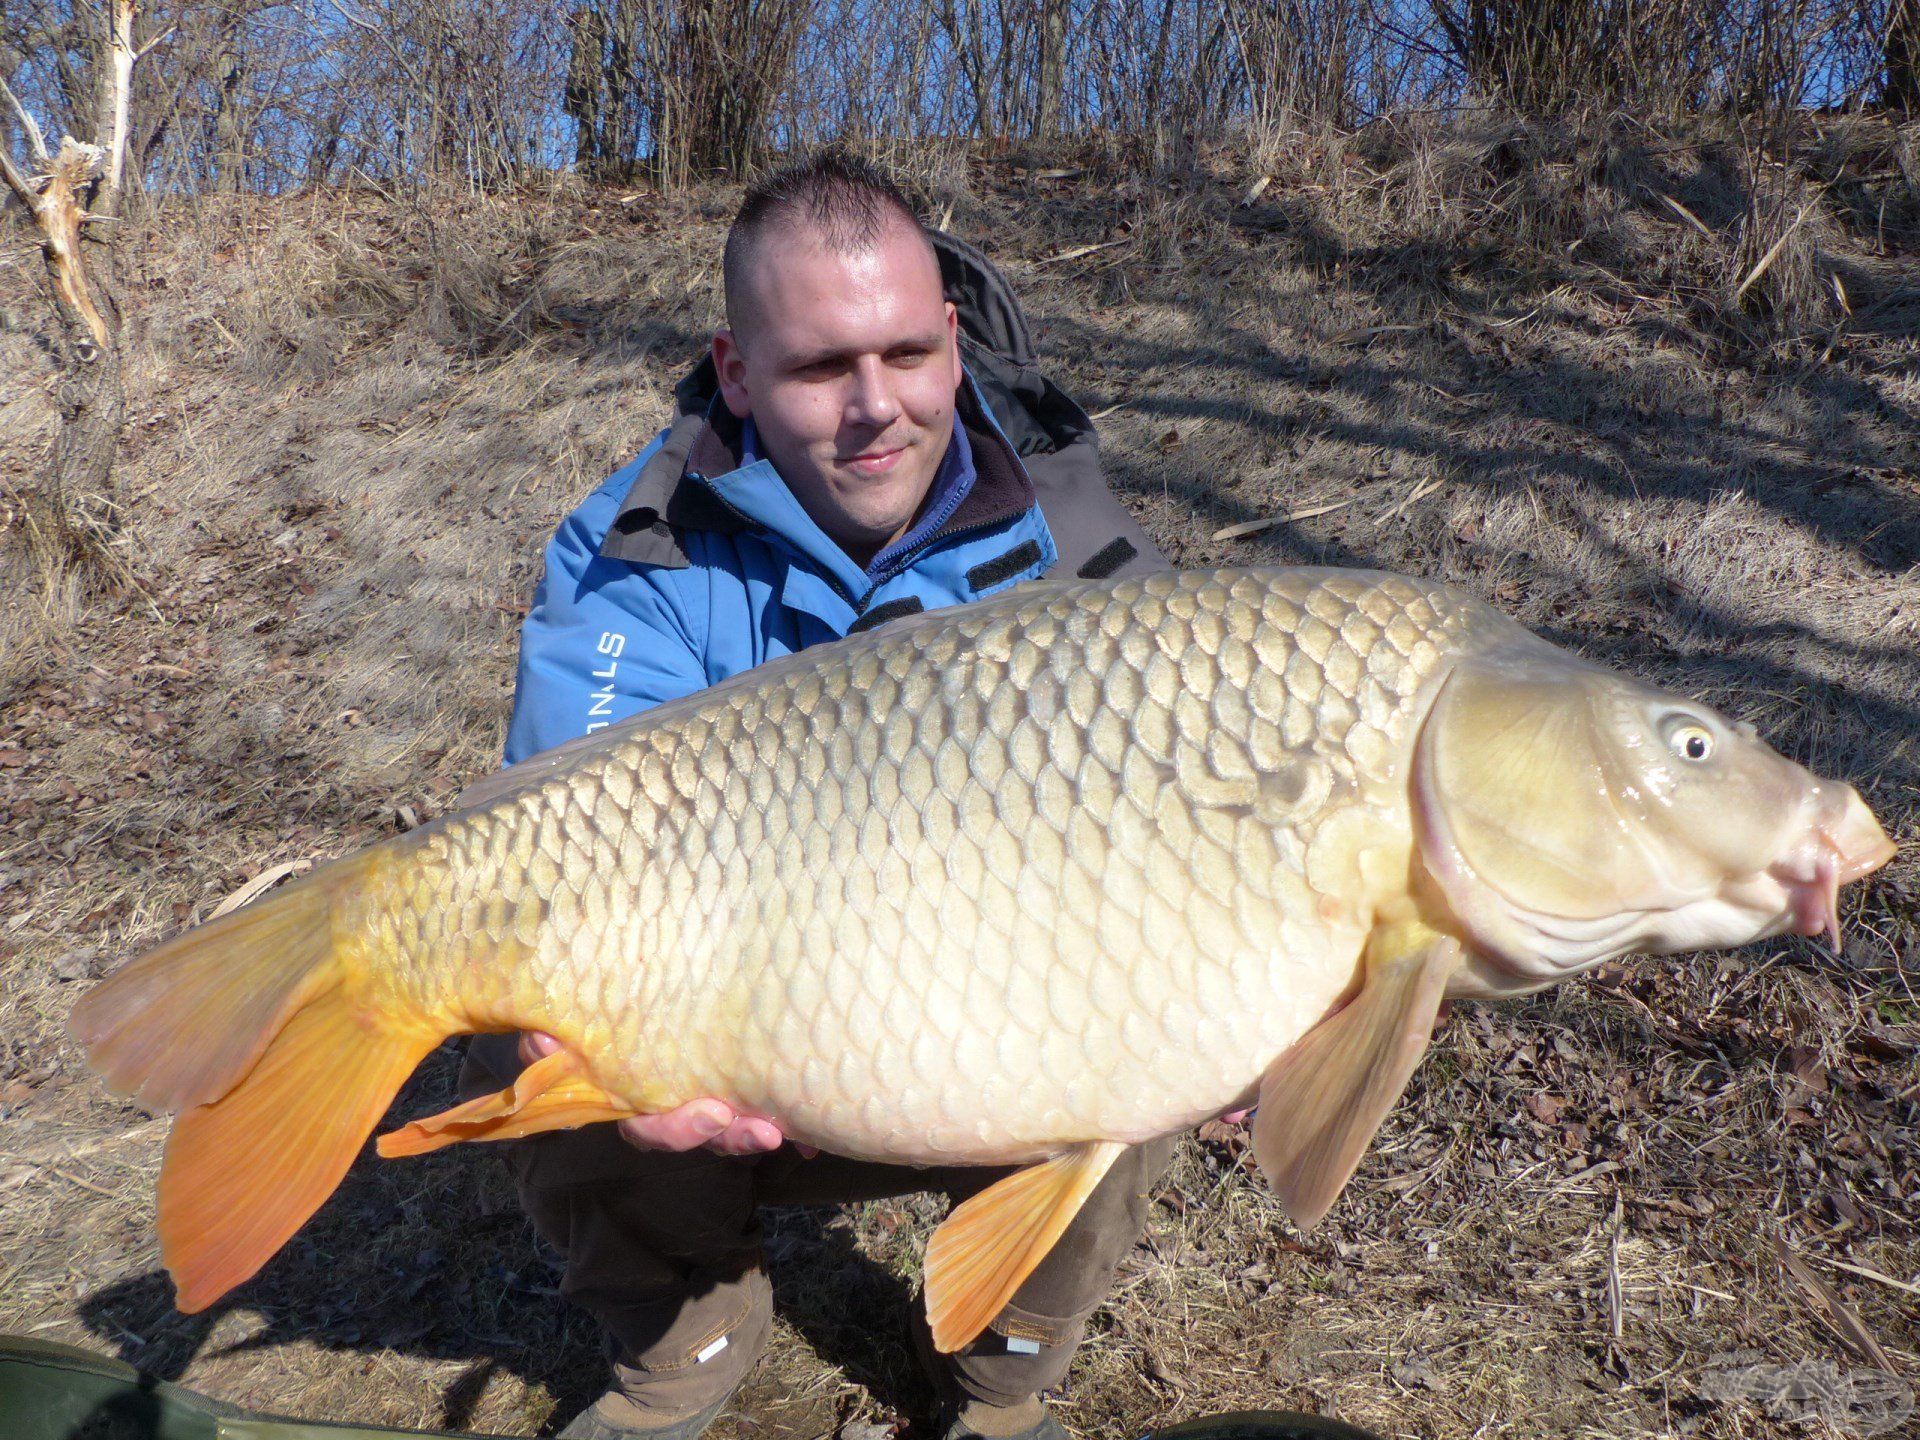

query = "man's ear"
[712, 329, 752, 419]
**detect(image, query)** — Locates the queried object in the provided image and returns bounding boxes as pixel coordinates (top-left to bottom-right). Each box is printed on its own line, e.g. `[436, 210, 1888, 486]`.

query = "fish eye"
[1661, 717, 1716, 763]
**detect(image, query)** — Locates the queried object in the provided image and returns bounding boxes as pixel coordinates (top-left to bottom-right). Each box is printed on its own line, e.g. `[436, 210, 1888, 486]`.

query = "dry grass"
[1, 117, 1916, 1439]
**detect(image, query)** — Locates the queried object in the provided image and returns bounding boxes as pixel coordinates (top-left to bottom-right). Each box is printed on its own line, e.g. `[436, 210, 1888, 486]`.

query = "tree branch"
[134, 23, 174, 62]
[0, 138, 43, 216]
[0, 69, 51, 164]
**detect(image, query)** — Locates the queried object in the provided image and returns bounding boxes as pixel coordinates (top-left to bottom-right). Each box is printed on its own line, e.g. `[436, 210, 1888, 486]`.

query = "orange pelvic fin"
[924, 1140, 1126, 1353]
[377, 1048, 637, 1157]
[1252, 931, 1461, 1230]
[160, 979, 437, 1313]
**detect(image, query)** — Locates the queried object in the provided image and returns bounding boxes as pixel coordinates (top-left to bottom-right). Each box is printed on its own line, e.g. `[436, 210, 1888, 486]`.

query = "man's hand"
[516, 1032, 791, 1156]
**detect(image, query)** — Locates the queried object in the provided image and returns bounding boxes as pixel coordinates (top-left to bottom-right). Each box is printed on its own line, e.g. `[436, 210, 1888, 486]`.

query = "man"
[469, 152, 1172, 1440]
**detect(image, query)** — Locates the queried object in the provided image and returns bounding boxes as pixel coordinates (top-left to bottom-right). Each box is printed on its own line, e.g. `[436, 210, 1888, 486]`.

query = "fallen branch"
[1036, 237, 1130, 266]
[27, 140, 114, 347]
[1212, 499, 1354, 541]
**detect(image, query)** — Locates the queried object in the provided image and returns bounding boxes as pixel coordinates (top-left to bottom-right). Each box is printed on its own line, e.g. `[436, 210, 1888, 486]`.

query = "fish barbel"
[73, 567, 1893, 1347]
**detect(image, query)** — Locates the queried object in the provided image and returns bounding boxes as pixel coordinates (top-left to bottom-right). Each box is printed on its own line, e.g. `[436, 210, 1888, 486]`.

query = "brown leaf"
[1850, 1029, 1914, 1062]
[1784, 1044, 1827, 1093]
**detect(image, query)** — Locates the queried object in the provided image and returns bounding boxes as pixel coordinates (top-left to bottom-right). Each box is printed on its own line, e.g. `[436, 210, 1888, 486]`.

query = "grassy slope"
[1, 123, 1917, 1439]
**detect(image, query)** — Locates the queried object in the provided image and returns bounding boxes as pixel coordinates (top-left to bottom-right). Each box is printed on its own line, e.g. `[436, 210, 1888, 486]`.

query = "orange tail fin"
[71, 852, 441, 1312]
[161, 980, 435, 1311]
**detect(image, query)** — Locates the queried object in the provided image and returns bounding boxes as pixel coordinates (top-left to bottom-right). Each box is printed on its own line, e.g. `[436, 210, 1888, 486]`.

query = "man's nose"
[845, 357, 901, 429]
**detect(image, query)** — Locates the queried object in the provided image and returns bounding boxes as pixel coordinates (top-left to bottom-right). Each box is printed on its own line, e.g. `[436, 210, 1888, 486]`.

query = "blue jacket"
[503, 372, 1097, 764]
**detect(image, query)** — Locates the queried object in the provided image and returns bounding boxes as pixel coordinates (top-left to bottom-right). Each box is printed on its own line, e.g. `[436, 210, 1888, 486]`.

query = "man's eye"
[796, 359, 845, 379]
[890, 349, 929, 366]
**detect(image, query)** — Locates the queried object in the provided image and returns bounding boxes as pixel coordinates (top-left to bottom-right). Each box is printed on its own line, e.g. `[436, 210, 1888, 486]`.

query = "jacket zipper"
[859, 385, 1046, 603]
[861, 512, 1023, 603]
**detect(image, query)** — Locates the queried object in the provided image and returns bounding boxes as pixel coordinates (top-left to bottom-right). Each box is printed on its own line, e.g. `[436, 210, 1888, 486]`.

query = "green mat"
[0, 1335, 502, 1440]
[0, 1333, 1384, 1440]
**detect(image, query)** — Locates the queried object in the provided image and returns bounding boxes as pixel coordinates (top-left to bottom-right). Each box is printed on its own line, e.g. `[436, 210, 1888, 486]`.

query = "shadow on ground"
[71, 1054, 931, 1437]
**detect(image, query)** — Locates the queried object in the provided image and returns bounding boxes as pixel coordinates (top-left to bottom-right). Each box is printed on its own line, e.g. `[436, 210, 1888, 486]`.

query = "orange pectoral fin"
[377, 1048, 637, 1157]
[1252, 933, 1461, 1231]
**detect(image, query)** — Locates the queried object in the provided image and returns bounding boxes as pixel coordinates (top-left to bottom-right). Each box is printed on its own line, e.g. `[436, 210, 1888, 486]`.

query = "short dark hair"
[722, 150, 930, 337]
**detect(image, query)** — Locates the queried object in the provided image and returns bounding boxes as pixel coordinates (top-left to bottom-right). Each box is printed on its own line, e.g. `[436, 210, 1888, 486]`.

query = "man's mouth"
[843, 443, 908, 476]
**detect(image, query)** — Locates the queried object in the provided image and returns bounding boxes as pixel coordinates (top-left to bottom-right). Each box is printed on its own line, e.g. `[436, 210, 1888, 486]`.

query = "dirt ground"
[2, 124, 1917, 1440]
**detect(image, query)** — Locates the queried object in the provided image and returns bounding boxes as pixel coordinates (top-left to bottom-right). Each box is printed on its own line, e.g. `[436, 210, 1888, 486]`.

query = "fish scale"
[344, 567, 1485, 1164]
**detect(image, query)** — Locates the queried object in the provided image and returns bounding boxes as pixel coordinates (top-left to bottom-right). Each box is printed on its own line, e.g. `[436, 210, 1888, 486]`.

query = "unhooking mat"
[0, 1333, 1386, 1440]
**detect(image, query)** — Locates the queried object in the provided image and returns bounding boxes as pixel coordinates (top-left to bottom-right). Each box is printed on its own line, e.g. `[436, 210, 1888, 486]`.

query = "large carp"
[73, 568, 1893, 1348]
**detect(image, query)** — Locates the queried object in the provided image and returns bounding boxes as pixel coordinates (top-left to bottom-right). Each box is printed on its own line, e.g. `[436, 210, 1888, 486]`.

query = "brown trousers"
[463, 1036, 1175, 1426]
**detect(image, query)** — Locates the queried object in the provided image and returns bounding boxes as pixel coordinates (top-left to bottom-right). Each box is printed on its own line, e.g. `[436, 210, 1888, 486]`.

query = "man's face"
[713, 220, 962, 565]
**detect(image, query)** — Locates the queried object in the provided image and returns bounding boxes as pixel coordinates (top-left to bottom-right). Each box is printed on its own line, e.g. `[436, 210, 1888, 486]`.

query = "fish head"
[1412, 648, 1895, 991]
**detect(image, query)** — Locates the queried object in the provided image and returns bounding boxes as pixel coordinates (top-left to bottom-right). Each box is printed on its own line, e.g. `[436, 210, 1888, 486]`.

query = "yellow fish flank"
[72, 567, 1894, 1350]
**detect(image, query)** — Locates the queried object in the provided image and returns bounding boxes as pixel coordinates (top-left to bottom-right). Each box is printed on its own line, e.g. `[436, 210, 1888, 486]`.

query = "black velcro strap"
[1077, 536, 1137, 579]
[965, 539, 1043, 593]
[848, 596, 926, 634]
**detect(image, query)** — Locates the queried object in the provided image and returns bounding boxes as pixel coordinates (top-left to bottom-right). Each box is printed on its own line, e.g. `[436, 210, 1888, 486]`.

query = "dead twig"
[0, 73, 51, 166]
[1212, 499, 1355, 541]
[1771, 1232, 1896, 1372]
[1377, 475, 1444, 525]
[1732, 196, 1821, 309]
[209, 858, 316, 919]
[1653, 191, 1716, 240]
[1035, 238, 1130, 266]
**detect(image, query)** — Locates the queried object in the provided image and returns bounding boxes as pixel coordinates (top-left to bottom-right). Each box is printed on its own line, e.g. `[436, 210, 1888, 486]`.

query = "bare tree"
[1035, 0, 1066, 136]
[2, 0, 163, 566]
[1889, 0, 1920, 108]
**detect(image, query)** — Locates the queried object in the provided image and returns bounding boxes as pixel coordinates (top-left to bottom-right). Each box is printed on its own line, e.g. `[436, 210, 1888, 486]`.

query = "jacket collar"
[598, 367, 1036, 574]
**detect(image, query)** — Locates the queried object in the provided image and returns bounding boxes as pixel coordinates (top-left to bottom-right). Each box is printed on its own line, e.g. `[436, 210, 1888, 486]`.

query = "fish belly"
[380, 569, 1484, 1164]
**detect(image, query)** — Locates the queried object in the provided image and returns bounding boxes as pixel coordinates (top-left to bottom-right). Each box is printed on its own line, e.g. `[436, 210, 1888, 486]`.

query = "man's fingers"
[617, 1100, 732, 1152]
[712, 1117, 785, 1156]
[614, 1102, 787, 1156]
[513, 1039, 790, 1156]
[517, 1031, 562, 1066]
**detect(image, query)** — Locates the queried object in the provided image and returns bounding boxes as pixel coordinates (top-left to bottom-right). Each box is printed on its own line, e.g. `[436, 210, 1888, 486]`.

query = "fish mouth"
[1419, 784, 1895, 987]
[1760, 785, 1896, 955]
